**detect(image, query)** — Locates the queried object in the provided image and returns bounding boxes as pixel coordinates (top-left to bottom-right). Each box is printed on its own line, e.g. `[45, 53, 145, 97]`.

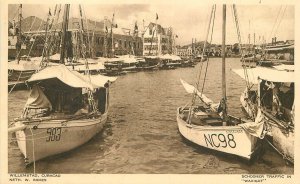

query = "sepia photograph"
[1, 0, 298, 183]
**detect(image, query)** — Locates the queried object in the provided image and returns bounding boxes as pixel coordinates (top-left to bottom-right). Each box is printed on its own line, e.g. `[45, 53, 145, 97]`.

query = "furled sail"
[180, 79, 219, 111]
[25, 85, 52, 110]
[238, 110, 267, 139]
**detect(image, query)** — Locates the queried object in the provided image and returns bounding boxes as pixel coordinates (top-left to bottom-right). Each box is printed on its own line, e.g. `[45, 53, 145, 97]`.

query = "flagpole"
[155, 13, 158, 55]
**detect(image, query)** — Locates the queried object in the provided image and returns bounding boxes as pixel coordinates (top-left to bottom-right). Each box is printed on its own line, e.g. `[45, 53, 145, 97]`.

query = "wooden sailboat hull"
[268, 125, 294, 163]
[8, 69, 35, 82]
[177, 107, 257, 160]
[15, 112, 108, 165]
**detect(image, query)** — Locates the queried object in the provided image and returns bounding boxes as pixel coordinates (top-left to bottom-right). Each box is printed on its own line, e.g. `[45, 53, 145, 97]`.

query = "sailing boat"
[8, 4, 37, 84]
[232, 5, 294, 163]
[8, 5, 61, 90]
[176, 5, 262, 160]
[233, 65, 294, 163]
[8, 4, 117, 165]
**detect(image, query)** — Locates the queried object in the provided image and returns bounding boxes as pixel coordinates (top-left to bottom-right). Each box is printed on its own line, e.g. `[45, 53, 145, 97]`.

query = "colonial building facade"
[8, 16, 144, 59]
[142, 22, 173, 56]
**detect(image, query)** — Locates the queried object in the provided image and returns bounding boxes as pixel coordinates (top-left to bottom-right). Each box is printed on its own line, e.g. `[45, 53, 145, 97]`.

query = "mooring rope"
[29, 127, 36, 174]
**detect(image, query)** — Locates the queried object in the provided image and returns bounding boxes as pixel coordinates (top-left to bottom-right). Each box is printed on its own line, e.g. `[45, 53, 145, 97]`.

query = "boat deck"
[180, 107, 223, 126]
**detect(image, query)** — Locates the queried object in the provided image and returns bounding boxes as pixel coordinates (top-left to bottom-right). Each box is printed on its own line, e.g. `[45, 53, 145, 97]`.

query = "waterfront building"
[8, 16, 143, 59]
[142, 22, 173, 56]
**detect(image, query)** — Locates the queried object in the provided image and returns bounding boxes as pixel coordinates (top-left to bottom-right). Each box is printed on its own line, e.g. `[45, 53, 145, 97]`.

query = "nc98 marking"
[204, 133, 236, 148]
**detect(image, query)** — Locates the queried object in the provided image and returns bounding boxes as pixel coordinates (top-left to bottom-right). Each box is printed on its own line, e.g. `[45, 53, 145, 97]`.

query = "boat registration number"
[204, 133, 236, 148]
[46, 128, 62, 142]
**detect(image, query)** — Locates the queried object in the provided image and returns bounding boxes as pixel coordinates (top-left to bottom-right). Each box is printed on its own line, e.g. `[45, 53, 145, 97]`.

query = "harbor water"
[8, 58, 293, 174]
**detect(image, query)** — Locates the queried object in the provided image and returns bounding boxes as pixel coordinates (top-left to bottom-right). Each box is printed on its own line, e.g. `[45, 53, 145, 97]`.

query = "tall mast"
[16, 4, 22, 63]
[18, 4, 22, 41]
[222, 4, 227, 121]
[79, 4, 86, 59]
[111, 13, 115, 57]
[43, 9, 51, 62]
[104, 17, 108, 58]
[155, 13, 158, 55]
[195, 38, 197, 56]
[60, 4, 70, 64]
[192, 38, 194, 57]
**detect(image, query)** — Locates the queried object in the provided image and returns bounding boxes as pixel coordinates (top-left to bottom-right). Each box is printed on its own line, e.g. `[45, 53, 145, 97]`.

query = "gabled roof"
[144, 22, 170, 35]
[15, 16, 47, 32]
[51, 17, 112, 32]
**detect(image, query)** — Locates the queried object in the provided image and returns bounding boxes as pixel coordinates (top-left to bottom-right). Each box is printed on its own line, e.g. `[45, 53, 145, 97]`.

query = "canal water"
[8, 58, 293, 174]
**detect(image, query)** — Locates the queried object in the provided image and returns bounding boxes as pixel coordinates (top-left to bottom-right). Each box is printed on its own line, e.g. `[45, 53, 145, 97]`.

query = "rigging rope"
[8, 71, 23, 94]
[9, 14, 48, 95]
[41, 4, 61, 68]
[15, 16, 37, 60]
[83, 6, 92, 57]
[232, 5, 259, 119]
[10, 6, 20, 23]
[267, 5, 282, 43]
[273, 5, 287, 40]
[29, 128, 36, 174]
[232, 5, 251, 89]
[79, 5, 98, 113]
[47, 4, 62, 62]
[200, 5, 216, 96]
[187, 4, 215, 124]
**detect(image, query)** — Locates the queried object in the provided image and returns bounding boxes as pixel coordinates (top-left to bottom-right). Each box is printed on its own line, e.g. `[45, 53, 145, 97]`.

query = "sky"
[8, 4, 294, 45]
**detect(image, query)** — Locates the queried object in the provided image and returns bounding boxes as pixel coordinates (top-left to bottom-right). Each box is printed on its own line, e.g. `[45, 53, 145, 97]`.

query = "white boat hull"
[269, 125, 294, 163]
[177, 108, 257, 160]
[15, 112, 108, 164]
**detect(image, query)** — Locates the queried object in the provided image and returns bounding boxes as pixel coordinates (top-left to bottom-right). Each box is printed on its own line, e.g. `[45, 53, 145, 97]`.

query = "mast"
[79, 5, 86, 59]
[104, 17, 108, 58]
[60, 4, 70, 64]
[43, 9, 51, 62]
[111, 13, 115, 57]
[18, 4, 22, 38]
[195, 38, 197, 57]
[222, 4, 227, 121]
[155, 14, 158, 55]
[16, 4, 22, 63]
[192, 38, 194, 58]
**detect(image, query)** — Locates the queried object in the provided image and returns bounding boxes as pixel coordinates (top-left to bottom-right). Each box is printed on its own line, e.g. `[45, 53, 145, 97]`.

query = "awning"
[8, 59, 41, 71]
[49, 53, 60, 61]
[116, 55, 138, 64]
[73, 72, 117, 87]
[232, 67, 294, 84]
[265, 44, 294, 51]
[67, 62, 105, 71]
[144, 55, 159, 59]
[273, 64, 294, 71]
[28, 64, 116, 89]
[159, 54, 182, 61]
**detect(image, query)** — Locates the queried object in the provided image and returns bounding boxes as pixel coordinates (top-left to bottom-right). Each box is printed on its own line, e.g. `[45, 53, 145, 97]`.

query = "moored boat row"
[7, 3, 295, 169]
